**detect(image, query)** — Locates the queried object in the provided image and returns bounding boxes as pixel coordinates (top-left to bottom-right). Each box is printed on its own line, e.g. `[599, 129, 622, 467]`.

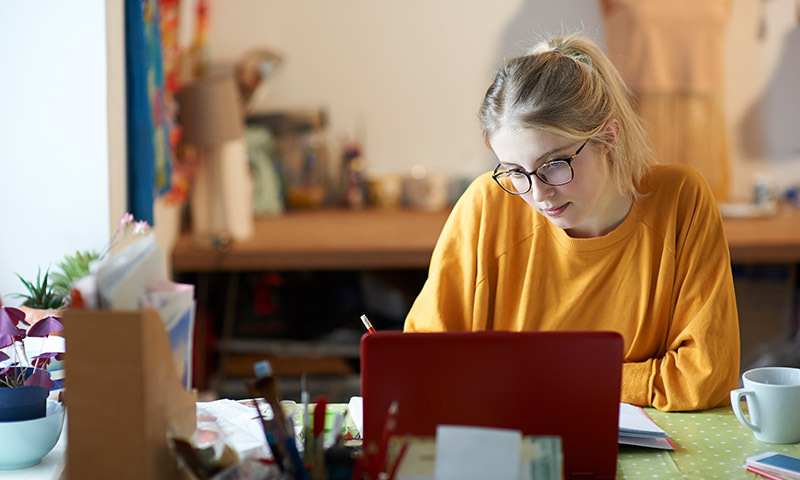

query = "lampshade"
[178, 74, 244, 146]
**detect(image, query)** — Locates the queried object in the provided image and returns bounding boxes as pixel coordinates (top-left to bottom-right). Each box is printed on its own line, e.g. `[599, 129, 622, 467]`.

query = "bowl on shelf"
[0, 399, 64, 469]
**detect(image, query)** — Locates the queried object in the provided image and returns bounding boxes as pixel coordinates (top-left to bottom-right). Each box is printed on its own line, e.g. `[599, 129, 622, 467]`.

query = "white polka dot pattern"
[616, 406, 800, 479]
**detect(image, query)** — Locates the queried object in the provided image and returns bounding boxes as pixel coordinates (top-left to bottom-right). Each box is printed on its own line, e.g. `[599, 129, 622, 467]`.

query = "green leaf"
[50, 250, 101, 297]
[13, 266, 64, 310]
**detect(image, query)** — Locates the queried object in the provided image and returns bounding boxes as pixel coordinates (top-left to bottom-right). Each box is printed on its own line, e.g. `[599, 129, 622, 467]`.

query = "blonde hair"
[479, 33, 652, 198]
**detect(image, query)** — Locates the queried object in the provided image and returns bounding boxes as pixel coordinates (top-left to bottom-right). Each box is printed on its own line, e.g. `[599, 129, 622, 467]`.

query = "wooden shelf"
[723, 209, 800, 263]
[173, 206, 800, 272]
[172, 208, 450, 272]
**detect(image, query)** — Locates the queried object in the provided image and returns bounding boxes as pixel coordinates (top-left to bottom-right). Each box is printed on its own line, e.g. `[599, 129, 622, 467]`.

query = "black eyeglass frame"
[492, 139, 590, 194]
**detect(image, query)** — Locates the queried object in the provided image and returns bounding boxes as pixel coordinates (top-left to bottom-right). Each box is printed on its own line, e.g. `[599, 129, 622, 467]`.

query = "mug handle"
[730, 388, 760, 433]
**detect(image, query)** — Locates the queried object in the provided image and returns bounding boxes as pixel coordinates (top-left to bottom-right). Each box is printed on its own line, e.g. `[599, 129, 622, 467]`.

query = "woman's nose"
[527, 177, 555, 203]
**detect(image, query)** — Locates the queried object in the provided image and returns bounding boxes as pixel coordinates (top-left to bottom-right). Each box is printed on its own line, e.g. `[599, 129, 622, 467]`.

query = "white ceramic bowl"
[0, 399, 64, 469]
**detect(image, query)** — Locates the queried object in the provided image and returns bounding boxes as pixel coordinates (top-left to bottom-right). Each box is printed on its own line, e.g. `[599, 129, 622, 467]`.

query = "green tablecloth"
[617, 406, 800, 479]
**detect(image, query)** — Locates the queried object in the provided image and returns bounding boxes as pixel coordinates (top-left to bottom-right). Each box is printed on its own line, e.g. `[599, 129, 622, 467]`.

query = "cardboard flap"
[64, 309, 197, 480]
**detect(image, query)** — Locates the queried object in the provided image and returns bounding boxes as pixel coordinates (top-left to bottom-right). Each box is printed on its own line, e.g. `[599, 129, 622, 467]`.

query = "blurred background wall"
[205, 0, 800, 199]
[2, 1, 796, 305]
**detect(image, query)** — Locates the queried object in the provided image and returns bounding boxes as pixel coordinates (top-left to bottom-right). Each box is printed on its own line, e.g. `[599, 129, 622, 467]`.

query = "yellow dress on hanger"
[602, 0, 732, 201]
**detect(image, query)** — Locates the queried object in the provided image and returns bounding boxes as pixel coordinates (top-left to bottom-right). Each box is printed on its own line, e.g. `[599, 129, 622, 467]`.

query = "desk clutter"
[176, 362, 362, 480]
[175, 373, 565, 480]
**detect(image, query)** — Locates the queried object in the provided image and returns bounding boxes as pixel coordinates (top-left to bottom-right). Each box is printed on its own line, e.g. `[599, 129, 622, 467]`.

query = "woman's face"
[489, 125, 630, 238]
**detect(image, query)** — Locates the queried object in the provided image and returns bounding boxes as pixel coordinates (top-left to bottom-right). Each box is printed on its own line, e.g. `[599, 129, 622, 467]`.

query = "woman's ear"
[602, 118, 620, 148]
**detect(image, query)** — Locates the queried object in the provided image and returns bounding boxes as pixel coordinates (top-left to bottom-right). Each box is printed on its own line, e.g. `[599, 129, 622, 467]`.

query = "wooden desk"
[172, 208, 800, 273]
[618, 405, 800, 479]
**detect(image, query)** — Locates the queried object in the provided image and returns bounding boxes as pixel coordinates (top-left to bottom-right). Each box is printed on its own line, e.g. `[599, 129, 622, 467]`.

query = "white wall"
[206, 0, 800, 200]
[724, 0, 800, 198]
[206, 0, 606, 178]
[0, 0, 126, 305]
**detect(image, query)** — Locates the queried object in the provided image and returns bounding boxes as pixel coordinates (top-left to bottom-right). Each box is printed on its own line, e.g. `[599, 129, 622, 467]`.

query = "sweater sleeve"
[404, 179, 486, 332]
[624, 170, 740, 411]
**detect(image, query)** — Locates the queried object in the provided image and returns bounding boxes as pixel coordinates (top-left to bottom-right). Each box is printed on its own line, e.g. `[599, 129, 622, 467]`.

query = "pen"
[360, 314, 376, 334]
[313, 396, 328, 441]
[302, 373, 311, 463]
[387, 440, 409, 480]
[376, 401, 399, 475]
[311, 397, 328, 480]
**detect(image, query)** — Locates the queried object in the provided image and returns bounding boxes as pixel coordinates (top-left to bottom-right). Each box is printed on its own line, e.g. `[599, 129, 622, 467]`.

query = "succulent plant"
[13, 267, 65, 310]
[49, 250, 100, 298]
[11, 213, 149, 311]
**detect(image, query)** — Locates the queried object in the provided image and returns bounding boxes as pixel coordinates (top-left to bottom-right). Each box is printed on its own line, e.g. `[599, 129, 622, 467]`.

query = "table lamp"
[179, 73, 254, 241]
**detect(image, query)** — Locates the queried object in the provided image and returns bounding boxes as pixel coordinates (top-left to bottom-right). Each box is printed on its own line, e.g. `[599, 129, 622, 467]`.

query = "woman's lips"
[543, 203, 569, 217]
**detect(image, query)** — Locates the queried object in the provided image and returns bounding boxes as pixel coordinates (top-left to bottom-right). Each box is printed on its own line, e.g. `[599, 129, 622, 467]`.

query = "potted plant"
[9, 212, 149, 316]
[0, 306, 63, 422]
[50, 250, 101, 300]
[44, 212, 149, 309]
[13, 266, 66, 327]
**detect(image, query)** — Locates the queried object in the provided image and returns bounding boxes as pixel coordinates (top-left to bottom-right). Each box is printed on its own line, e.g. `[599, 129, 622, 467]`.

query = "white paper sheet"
[619, 403, 670, 437]
[348, 396, 364, 438]
[434, 425, 521, 480]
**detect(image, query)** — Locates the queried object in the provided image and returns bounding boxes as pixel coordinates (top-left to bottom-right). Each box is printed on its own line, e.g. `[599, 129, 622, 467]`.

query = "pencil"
[360, 314, 376, 334]
[377, 401, 399, 474]
[388, 440, 409, 480]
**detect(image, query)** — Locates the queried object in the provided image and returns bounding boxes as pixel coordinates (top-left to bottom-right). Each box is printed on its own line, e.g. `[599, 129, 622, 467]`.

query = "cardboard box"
[63, 309, 197, 479]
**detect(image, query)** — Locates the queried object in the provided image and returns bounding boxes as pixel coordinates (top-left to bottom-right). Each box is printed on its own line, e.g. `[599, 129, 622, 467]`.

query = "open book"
[619, 403, 674, 450]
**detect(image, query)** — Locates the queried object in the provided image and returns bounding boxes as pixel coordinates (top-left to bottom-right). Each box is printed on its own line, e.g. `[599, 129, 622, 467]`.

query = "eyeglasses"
[492, 139, 589, 195]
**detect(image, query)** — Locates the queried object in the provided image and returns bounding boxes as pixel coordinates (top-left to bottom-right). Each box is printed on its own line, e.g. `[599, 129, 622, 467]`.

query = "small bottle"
[753, 173, 776, 208]
[341, 141, 366, 209]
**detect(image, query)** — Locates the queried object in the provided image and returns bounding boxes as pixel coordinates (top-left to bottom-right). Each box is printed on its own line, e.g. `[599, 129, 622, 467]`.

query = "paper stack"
[618, 403, 673, 450]
[73, 234, 196, 390]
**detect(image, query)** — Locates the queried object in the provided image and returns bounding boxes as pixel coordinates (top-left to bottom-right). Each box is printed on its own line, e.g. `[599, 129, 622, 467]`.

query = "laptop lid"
[360, 330, 623, 480]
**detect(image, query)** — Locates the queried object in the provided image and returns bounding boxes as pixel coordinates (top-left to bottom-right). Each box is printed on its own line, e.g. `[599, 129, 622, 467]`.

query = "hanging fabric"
[125, 0, 173, 225]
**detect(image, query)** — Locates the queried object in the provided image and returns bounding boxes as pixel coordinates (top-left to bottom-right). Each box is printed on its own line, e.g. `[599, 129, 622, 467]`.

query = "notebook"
[360, 330, 623, 480]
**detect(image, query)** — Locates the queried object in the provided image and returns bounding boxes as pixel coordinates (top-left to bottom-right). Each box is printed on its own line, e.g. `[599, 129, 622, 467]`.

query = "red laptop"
[360, 330, 623, 480]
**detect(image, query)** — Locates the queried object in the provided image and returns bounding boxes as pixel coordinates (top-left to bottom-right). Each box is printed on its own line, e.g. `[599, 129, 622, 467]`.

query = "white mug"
[730, 367, 800, 444]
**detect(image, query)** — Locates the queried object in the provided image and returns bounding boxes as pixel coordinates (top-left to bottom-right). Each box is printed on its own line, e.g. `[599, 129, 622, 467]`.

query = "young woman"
[404, 33, 740, 411]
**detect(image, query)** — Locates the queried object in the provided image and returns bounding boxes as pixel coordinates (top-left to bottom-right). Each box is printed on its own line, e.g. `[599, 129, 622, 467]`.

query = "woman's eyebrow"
[499, 143, 576, 170]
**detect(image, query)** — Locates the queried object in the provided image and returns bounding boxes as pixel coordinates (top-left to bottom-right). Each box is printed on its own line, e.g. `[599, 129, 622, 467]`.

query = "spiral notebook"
[360, 330, 624, 480]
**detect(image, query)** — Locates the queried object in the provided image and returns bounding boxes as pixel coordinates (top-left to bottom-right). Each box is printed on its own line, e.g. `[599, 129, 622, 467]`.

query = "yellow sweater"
[405, 165, 740, 411]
